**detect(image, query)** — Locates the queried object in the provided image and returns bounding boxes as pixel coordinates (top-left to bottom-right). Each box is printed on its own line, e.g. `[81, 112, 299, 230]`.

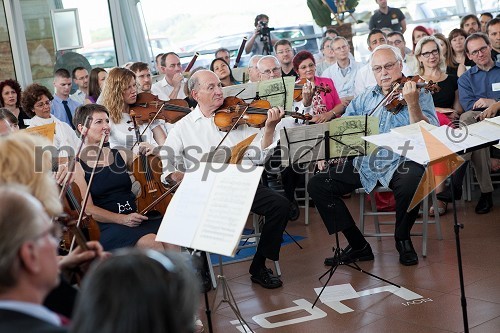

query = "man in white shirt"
[322, 36, 361, 108]
[70, 67, 88, 105]
[151, 52, 186, 101]
[353, 29, 387, 96]
[162, 70, 289, 289]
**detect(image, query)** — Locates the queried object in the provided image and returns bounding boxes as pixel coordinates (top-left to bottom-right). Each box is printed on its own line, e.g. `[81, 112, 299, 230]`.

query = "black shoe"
[475, 192, 493, 214]
[437, 186, 462, 203]
[250, 267, 283, 289]
[324, 243, 374, 266]
[288, 200, 300, 221]
[395, 239, 418, 266]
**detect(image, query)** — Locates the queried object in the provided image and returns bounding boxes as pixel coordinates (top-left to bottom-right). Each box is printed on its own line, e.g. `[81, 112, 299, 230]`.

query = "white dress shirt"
[151, 77, 187, 101]
[162, 105, 279, 179]
[354, 63, 377, 96]
[322, 60, 362, 98]
[70, 89, 86, 105]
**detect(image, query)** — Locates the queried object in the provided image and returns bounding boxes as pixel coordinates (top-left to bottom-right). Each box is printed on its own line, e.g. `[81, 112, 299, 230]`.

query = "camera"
[258, 21, 268, 27]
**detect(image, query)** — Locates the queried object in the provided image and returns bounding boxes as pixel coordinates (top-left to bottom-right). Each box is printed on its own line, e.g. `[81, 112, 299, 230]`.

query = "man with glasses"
[447, 33, 499, 215]
[274, 40, 298, 79]
[70, 67, 89, 105]
[308, 45, 438, 267]
[386, 31, 418, 76]
[322, 36, 361, 108]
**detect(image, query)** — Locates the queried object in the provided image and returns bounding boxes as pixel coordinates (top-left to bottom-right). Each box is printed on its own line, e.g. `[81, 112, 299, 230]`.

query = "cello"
[129, 110, 172, 215]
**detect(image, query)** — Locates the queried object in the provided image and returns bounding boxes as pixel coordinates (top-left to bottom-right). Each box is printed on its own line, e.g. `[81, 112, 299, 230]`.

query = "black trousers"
[251, 183, 289, 261]
[307, 160, 425, 245]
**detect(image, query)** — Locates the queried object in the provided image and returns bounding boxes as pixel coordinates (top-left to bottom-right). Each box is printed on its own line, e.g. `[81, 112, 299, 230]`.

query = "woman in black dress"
[73, 103, 170, 251]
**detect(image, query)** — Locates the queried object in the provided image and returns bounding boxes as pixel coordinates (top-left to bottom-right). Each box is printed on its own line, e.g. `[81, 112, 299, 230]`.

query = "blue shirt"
[458, 62, 500, 111]
[344, 85, 438, 192]
[50, 95, 81, 127]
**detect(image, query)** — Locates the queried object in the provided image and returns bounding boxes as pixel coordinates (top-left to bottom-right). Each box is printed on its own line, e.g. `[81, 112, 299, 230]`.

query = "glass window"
[0, 0, 15, 80]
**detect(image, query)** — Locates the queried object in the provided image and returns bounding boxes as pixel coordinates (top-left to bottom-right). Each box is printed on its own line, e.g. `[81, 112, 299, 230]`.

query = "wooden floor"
[200, 188, 500, 333]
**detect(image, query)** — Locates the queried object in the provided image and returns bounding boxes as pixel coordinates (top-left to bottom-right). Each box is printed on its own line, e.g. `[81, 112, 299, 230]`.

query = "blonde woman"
[99, 67, 166, 150]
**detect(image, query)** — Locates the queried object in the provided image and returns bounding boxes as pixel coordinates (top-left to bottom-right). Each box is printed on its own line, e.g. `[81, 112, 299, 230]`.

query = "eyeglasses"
[276, 48, 293, 55]
[421, 49, 439, 58]
[371, 61, 398, 73]
[261, 67, 281, 75]
[34, 100, 51, 108]
[33, 223, 62, 242]
[298, 63, 316, 71]
[469, 45, 488, 57]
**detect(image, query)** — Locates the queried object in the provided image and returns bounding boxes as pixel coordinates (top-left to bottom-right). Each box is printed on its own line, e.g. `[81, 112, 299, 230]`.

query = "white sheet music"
[156, 163, 263, 257]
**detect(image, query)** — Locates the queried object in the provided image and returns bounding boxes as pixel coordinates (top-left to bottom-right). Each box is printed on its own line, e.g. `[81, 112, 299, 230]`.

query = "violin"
[293, 78, 332, 101]
[214, 96, 312, 132]
[129, 111, 172, 215]
[130, 92, 191, 125]
[59, 182, 101, 252]
[384, 76, 440, 115]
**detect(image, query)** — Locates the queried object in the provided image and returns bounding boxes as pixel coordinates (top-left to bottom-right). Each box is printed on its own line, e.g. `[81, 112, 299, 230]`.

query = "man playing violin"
[308, 45, 439, 267]
[162, 70, 289, 289]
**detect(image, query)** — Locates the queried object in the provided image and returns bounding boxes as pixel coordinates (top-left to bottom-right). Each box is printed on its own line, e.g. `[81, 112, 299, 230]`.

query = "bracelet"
[331, 111, 337, 119]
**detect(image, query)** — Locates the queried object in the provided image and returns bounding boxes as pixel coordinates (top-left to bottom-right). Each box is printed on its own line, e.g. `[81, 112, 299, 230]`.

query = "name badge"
[391, 18, 399, 24]
[493, 82, 500, 92]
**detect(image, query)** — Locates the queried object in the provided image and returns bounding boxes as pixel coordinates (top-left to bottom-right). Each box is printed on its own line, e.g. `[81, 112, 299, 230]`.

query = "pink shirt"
[313, 76, 341, 113]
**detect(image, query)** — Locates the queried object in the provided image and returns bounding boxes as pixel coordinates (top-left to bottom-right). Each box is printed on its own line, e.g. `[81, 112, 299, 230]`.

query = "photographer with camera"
[245, 14, 277, 55]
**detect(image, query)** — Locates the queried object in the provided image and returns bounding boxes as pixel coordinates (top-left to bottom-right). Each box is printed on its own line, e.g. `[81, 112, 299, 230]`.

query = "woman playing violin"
[292, 50, 344, 123]
[72, 104, 170, 251]
[210, 58, 239, 87]
[100, 67, 167, 150]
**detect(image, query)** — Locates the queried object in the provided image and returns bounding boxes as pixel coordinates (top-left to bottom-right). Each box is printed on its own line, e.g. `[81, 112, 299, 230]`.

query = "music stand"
[280, 115, 401, 308]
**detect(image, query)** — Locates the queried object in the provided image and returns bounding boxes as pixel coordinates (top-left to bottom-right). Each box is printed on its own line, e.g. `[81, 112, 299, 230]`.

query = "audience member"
[70, 67, 89, 105]
[460, 14, 481, 35]
[0, 79, 30, 128]
[486, 18, 500, 62]
[51, 69, 81, 129]
[480, 12, 493, 33]
[84, 68, 107, 104]
[433, 33, 466, 77]
[151, 52, 186, 100]
[322, 36, 361, 107]
[214, 47, 230, 65]
[70, 249, 200, 333]
[387, 31, 418, 75]
[247, 55, 263, 82]
[368, 0, 406, 33]
[354, 29, 387, 96]
[448, 28, 475, 69]
[275, 39, 298, 79]
[411, 26, 430, 52]
[210, 58, 238, 86]
[315, 37, 336, 76]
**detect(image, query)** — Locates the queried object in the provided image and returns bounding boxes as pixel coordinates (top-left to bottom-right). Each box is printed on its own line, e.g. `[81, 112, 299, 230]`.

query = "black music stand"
[280, 115, 401, 308]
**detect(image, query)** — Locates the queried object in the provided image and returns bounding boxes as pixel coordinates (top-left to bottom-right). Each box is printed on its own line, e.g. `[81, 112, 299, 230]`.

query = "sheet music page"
[280, 122, 328, 166]
[258, 76, 295, 110]
[391, 120, 438, 136]
[24, 122, 56, 141]
[222, 82, 258, 102]
[328, 116, 379, 158]
[156, 166, 217, 247]
[484, 115, 500, 126]
[192, 164, 263, 256]
[156, 163, 263, 256]
[429, 125, 494, 152]
[362, 131, 430, 165]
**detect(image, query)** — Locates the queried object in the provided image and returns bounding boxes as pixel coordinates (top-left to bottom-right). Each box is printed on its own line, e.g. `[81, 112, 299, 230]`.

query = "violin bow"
[129, 101, 166, 150]
[59, 116, 92, 200]
[368, 81, 402, 117]
[233, 37, 248, 68]
[139, 182, 180, 215]
[69, 132, 106, 253]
